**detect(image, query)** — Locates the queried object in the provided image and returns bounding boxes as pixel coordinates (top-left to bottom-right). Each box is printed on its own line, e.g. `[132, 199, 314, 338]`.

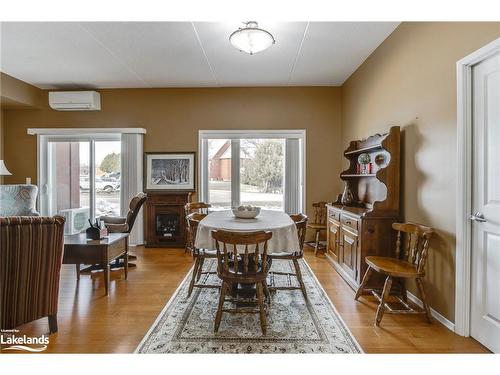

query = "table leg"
[103, 263, 110, 295]
[75, 264, 80, 281]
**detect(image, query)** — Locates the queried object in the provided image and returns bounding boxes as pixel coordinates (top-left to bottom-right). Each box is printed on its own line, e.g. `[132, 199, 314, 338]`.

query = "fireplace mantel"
[144, 192, 192, 248]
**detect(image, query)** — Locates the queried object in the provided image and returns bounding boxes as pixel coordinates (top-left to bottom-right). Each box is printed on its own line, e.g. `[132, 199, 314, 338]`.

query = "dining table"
[194, 209, 300, 254]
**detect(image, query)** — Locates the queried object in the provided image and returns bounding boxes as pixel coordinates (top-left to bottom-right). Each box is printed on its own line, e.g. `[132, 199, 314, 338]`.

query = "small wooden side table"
[63, 233, 129, 295]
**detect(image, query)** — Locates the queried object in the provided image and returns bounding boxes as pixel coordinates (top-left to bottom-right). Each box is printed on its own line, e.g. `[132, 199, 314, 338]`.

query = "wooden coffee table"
[63, 233, 129, 295]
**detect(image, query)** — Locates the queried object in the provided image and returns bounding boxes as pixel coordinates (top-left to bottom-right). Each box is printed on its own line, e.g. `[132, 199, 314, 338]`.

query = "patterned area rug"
[136, 259, 362, 353]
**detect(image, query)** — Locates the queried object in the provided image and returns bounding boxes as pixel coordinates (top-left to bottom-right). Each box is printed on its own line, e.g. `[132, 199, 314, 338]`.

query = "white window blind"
[121, 133, 144, 245]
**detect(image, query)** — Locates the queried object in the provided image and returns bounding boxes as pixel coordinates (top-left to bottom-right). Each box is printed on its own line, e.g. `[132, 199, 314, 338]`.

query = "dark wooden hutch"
[326, 126, 400, 290]
[144, 192, 192, 248]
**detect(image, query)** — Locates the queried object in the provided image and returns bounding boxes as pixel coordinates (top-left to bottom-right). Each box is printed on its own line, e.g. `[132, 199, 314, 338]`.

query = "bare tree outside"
[241, 139, 284, 193]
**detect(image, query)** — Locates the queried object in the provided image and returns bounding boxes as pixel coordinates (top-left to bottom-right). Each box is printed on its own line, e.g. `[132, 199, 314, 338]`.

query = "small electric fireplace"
[156, 213, 180, 238]
[144, 192, 191, 248]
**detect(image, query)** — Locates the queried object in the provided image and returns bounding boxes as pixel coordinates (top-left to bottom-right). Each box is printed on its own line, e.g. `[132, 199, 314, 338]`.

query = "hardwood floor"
[5, 247, 488, 354]
[304, 252, 488, 353]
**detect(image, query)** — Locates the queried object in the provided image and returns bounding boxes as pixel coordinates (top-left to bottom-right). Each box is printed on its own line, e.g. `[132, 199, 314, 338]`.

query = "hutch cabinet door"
[327, 218, 341, 263]
[340, 228, 358, 280]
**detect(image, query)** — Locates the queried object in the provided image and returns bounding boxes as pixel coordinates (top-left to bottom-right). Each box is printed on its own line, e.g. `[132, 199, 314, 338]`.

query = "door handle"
[470, 212, 487, 223]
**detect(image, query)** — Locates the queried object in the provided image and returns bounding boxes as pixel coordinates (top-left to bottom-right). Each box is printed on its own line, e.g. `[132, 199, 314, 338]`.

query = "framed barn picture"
[144, 152, 196, 191]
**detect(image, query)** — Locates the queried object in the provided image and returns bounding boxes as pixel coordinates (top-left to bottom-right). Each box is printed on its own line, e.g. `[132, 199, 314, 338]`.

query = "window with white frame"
[199, 130, 305, 213]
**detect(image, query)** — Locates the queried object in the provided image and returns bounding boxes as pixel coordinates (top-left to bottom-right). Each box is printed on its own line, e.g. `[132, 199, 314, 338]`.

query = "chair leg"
[416, 277, 433, 323]
[75, 264, 80, 281]
[123, 248, 128, 280]
[400, 278, 408, 303]
[256, 281, 267, 335]
[196, 257, 205, 281]
[103, 263, 110, 296]
[314, 230, 321, 256]
[187, 257, 201, 297]
[355, 266, 373, 301]
[48, 314, 58, 334]
[214, 281, 227, 333]
[375, 276, 392, 326]
[292, 259, 308, 300]
[262, 280, 271, 304]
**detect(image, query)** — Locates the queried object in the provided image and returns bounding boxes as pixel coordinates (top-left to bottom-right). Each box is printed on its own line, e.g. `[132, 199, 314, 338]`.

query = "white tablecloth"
[194, 210, 300, 254]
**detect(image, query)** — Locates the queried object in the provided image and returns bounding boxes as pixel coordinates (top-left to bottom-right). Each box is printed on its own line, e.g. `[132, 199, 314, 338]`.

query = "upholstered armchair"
[100, 192, 147, 267]
[0, 184, 39, 216]
[0, 216, 65, 333]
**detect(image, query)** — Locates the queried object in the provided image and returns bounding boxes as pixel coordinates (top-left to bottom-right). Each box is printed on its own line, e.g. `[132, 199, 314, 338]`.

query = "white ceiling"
[0, 22, 399, 89]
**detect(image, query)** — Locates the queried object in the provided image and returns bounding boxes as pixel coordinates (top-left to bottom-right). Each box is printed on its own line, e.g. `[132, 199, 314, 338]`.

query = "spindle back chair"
[305, 201, 327, 255]
[311, 201, 327, 226]
[355, 222, 434, 326]
[186, 213, 218, 297]
[269, 213, 309, 299]
[184, 202, 211, 216]
[211, 230, 272, 335]
[393, 222, 433, 274]
[184, 202, 211, 252]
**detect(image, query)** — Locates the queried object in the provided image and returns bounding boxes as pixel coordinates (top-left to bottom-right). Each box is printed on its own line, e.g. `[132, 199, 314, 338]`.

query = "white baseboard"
[406, 292, 455, 332]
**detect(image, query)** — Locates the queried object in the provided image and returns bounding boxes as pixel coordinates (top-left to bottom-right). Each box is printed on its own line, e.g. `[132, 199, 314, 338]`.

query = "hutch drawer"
[328, 208, 340, 221]
[340, 214, 358, 231]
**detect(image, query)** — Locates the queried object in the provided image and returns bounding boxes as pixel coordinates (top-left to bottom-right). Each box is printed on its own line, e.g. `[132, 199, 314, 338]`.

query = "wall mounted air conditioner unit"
[59, 207, 90, 235]
[49, 91, 101, 111]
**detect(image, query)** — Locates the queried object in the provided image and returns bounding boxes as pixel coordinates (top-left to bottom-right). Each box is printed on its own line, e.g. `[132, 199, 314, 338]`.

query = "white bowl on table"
[232, 206, 261, 219]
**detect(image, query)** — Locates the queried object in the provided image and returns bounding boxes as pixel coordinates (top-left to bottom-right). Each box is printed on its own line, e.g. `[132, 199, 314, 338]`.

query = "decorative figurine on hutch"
[358, 153, 372, 174]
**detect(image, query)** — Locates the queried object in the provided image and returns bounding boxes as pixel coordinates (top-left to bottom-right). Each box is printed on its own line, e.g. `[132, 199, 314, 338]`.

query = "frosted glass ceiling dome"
[229, 21, 275, 55]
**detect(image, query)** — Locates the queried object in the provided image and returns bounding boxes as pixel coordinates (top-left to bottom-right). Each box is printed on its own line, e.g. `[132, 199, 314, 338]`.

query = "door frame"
[455, 37, 500, 336]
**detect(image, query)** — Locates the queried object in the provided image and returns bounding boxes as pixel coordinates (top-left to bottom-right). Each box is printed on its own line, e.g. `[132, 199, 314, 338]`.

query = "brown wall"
[1, 72, 41, 109]
[341, 22, 500, 321]
[2, 87, 343, 216]
[0, 73, 42, 182]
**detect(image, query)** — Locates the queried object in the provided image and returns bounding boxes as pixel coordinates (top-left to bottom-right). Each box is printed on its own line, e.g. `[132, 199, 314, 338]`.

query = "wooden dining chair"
[186, 213, 218, 297]
[354, 222, 434, 326]
[268, 213, 309, 300]
[212, 230, 273, 335]
[184, 201, 211, 216]
[184, 202, 211, 253]
[305, 201, 327, 256]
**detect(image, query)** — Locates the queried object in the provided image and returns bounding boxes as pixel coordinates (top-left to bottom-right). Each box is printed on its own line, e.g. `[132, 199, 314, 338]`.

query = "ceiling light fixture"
[229, 21, 275, 55]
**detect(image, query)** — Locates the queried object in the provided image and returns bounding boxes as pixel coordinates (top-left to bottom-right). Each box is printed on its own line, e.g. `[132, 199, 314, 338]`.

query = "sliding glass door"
[39, 134, 121, 233]
[200, 130, 305, 213]
[93, 141, 121, 217]
[45, 140, 91, 233]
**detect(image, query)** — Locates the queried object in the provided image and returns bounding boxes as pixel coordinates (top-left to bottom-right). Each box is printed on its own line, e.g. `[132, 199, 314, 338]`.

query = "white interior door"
[470, 51, 500, 353]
